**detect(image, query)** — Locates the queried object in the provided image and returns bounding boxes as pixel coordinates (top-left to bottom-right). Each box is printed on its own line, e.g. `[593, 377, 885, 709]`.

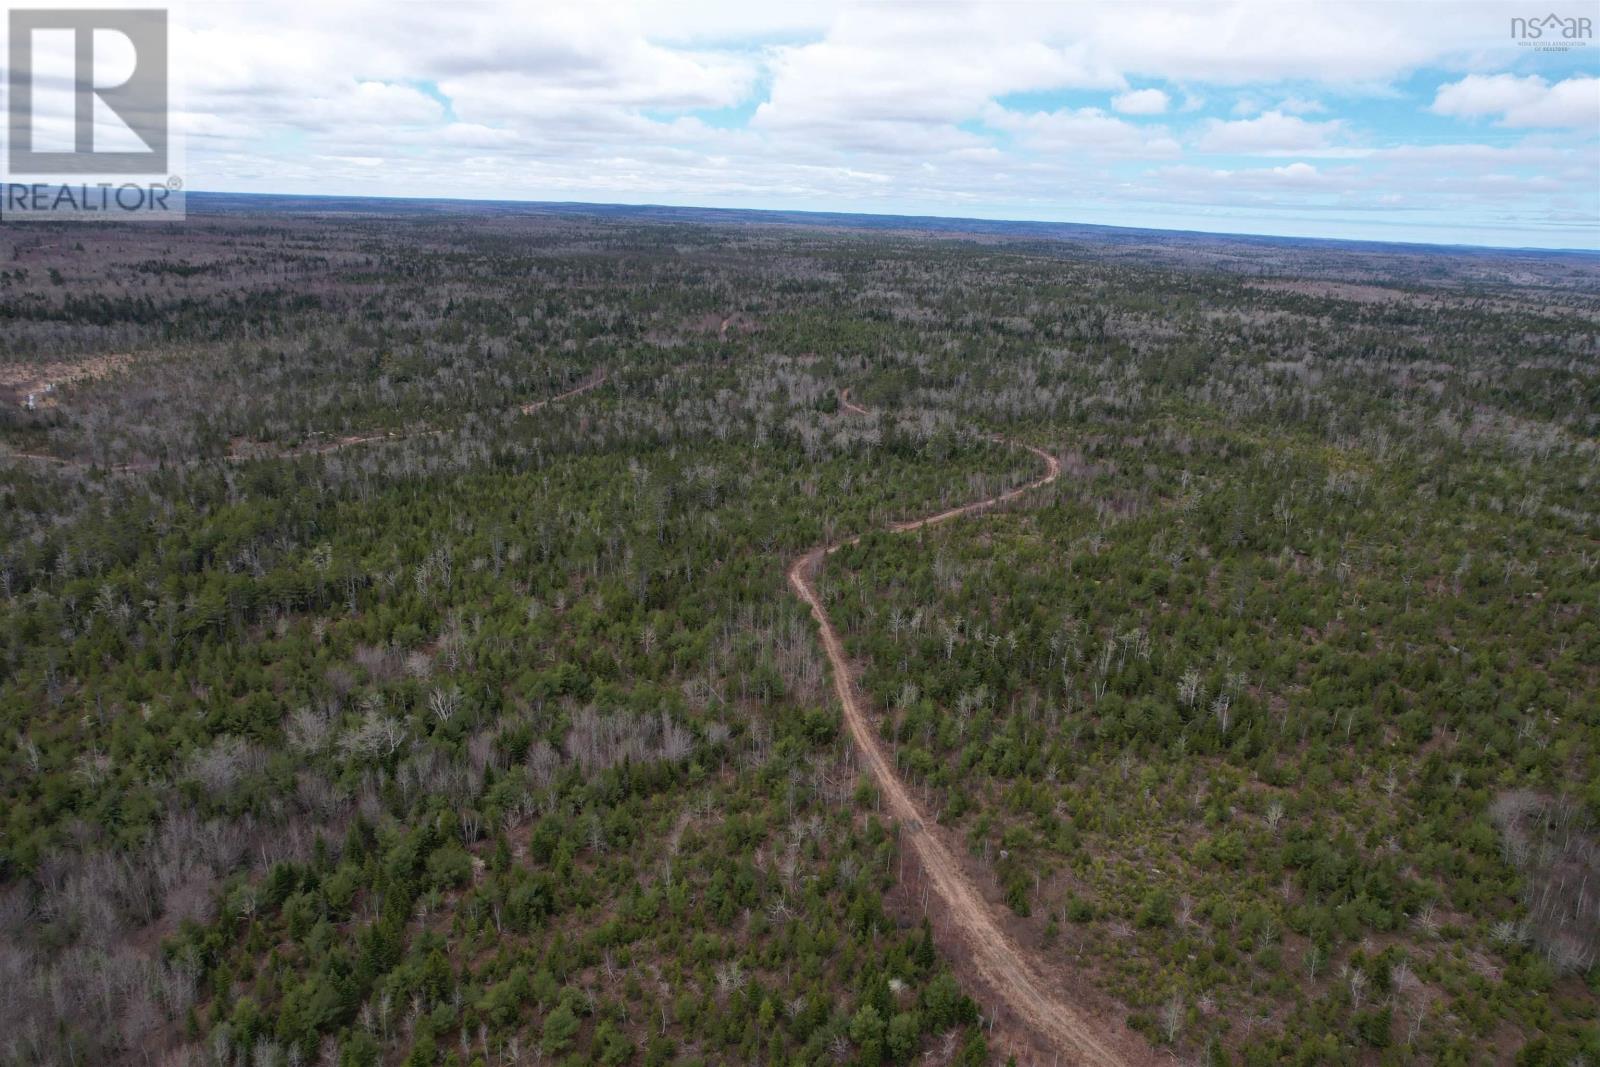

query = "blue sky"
[155, 1, 1599, 248]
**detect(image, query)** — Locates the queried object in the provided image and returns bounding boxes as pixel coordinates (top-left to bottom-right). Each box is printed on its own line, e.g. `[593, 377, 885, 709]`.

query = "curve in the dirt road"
[789, 392, 1144, 1067]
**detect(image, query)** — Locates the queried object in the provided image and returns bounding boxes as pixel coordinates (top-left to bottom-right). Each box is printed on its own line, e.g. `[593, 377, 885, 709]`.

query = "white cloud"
[1269, 161, 1323, 182]
[343, 83, 445, 126]
[988, 105, 1180, 158]
[752, 5, 1122, 144]
[1431, 74, 1600, 129]
[1196, 110, 1345, 153]
[1277, 95, 1328, 116]
[1078, 2, 1486, 85]
[1157, 161, 1332, 189]
[1373, 141, 1573, 167]
[1112, 88, 1170, 115]
[1234, 95, 1330, 118]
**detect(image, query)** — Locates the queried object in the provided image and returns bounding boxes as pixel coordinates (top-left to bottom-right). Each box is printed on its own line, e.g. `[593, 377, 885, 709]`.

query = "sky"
[19, 1, 1600, 247]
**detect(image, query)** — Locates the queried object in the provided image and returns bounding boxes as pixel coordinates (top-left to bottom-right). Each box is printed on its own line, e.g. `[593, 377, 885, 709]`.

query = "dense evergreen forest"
[0, 206, 1596, 1067]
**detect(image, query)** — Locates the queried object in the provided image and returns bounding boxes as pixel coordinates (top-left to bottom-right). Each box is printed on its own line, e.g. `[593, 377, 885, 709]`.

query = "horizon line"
[185, 189, 1600, 258]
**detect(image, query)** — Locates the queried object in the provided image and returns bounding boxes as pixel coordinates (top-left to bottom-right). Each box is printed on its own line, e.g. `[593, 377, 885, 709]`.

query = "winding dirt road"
[789, 392, 1148, 1066]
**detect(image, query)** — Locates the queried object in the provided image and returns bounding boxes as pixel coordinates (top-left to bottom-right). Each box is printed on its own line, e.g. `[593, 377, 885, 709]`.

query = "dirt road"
[789, 392, 1150, 1066]
[519, 371, 607, 415]
[838, 387, 871, 417]
[6, 372, 609, 471]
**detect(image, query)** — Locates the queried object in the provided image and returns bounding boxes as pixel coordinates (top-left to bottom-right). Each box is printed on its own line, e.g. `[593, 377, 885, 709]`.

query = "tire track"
[789, 391, 1149, 1066]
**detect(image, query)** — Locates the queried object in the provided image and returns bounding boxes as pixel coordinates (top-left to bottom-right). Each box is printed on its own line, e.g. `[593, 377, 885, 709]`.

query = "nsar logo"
[1510, 12, 1593, 50]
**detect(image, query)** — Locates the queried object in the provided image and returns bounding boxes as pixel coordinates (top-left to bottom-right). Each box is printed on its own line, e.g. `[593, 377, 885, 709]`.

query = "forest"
[0, 203, 1596, 1066]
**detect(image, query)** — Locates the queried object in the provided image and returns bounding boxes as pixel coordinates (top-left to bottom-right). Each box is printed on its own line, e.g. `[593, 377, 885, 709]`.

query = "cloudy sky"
[91, 2, 1600, 245]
